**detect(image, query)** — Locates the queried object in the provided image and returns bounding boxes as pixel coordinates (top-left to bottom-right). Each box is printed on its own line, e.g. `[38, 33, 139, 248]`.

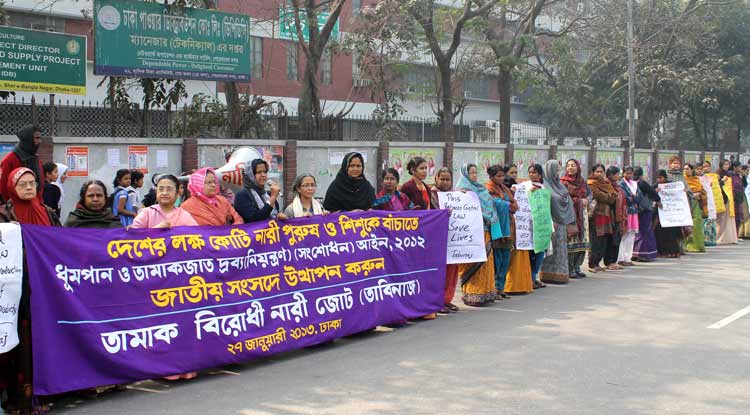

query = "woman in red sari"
[0, 167, 60, 414]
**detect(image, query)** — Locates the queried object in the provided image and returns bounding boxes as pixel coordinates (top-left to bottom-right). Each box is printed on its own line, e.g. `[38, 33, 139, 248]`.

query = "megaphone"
[178, 147, 262, 192]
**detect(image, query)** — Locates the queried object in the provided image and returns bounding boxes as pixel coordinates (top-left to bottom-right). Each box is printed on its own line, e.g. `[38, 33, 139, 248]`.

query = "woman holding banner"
[0, 167, 60, 414]
[64, 180, 122, 229]
[654, 170, 683, 257]
[523, 164, 549, 288]
[504, 164, 534, 294]
[284, 174, 327, 219]
[587, 164, 620, 272]
[485, 164, 516, 299]
[684, 164, 707, 253]
[560, 159, 591, 278]
[632, 167, 660, 261]
[323, 152, 376, 213]
[181, 167, 244, 226]
[430, 167, 461, 312]
[539, 160, 575, 284]
[456, 164, 498, 306]
[235, 159, 286, 222]
[716, 160, 738, 244]
[374, 168, 414, 211]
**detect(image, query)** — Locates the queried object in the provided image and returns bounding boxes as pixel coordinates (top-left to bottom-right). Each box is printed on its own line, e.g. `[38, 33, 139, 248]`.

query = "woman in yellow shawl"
[684, 164, 706, 252]
[702, 161, 724, 246]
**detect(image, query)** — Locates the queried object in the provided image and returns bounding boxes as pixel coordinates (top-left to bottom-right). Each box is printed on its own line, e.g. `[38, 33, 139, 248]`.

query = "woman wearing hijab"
[539, 160, 576, 284]
[235, 159, 287, 222]
[504, 164, 534, 294]
[284, 174, 326, 219]
[0, 167, 59, 415]
[485, 164, 517, 299]
[323, 152, 376, 212]
[0, 125, 45, 202]
[430, 167, 460, 312]
[455, 164, 498, 306]
[181, 167, 243, 226]
[400, 157, 431, 210]
[617, 166, 641, 266]
[587, 164, 620, 272]
[560, 159, 591, 278]
[683, 163, 707, 252]
[65, 180, 122, 228]
[716, 159, 738, 244]
[632, 167, 660, 262]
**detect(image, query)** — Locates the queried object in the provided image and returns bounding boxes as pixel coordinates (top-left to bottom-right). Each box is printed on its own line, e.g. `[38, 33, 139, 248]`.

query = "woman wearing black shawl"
[235, 159, 287, 222]
[323, 152, 375, 212]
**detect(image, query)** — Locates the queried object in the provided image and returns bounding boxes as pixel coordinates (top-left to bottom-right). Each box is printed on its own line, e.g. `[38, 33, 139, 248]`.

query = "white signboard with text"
[438, 191, 487, 264]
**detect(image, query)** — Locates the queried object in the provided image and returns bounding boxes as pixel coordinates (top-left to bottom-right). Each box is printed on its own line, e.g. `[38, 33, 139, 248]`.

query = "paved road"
[52, 244, 750, 415]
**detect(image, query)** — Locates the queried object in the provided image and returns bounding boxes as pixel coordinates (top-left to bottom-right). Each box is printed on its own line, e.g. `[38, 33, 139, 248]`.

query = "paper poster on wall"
[658, 153, 678, 171]
[128, 146, 149, 173]
[596, 151, 623, 169]
[156, 150, 169, 169]
[513, 149, 548, 179]
[0, 144, 14, 159]
[329, 150, 368, 167]
[438, 191, 487, 264]
[634, 152, 653, 181]
[558, 150, 589, 178]
[389, 148, 438, 184]
[66, 146, 89, 177]
[0, 223, 23, 354]
[476, 150, 505, 183]
[107, 148, 121, 168]
[657, 182, 693, 227]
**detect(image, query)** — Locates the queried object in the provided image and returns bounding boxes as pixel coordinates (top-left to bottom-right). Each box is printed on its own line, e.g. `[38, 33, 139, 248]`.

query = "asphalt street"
[52, 243, 750, 415]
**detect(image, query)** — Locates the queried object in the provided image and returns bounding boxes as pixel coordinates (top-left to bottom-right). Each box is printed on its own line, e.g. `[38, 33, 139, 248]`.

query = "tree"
[286, 0, 348, 139]
[406, 0, 497, 143]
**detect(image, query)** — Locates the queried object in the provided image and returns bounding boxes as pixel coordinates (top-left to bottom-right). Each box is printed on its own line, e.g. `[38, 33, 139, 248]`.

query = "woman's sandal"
[446, 303, 459, 312]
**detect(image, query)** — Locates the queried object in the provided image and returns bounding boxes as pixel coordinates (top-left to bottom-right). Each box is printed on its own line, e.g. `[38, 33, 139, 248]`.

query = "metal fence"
[1, 97, 552, 144]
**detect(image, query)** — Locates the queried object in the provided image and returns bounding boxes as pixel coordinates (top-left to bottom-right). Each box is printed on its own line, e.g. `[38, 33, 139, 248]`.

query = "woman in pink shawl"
[181, 167, 243, 226]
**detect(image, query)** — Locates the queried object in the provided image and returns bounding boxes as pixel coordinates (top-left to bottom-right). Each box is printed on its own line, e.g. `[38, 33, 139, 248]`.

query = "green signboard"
[0, 26, 86, 95]
[94, 0, 251, 81]
[279, 8, 339, 42]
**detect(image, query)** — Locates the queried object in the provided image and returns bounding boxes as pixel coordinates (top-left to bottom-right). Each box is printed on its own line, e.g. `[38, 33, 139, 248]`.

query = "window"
[5, 11, 64, 32]
[404, 66, 433, 94]
[463, 75, 492, 100]
[321, 48, 332, 85]
[352, 0, 362, 14]
[286, 42, 298, 81]
[249, 36, 263, 80]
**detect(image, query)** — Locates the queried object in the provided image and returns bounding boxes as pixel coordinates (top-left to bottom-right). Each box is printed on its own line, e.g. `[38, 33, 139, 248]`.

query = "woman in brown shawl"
[587, 164, 622, 272]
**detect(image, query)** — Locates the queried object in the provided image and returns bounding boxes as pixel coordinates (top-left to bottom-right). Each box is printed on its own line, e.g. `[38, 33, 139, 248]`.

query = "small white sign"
[658, 182, 693, 227]
[438, 191, 487, 264]
[513, 186, 534, 250]
[0, 223, 23, 354]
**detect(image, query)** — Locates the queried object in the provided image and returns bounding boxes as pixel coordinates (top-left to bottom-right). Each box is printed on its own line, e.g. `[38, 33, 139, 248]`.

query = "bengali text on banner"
[22, 210, 448, 395]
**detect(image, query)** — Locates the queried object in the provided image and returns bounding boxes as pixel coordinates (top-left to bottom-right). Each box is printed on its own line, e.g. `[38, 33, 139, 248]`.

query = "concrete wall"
[50, 137, 183, 220]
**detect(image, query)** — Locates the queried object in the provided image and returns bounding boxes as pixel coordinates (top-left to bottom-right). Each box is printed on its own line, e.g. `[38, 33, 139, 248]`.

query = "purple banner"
[22, 210, 448, 395]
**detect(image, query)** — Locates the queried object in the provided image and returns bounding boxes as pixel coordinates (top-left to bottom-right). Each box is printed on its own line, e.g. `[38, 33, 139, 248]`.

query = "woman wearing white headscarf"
[53, 163, 68, 212]
[539, 160, 577, 284]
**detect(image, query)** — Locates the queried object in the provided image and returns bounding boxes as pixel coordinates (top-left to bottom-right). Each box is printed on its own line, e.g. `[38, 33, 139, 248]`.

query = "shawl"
[373, 190, 413, 211]
[429, 175, 453, 210]
[685, 174, 708, 218]
[545, 160, 576, 225]
[456, 165, 499, 230]
[64, 205, 121, 228]
[486, 180, 517, 240]
[400, 179, 431, 210]
[13, 125, 41, 182]
[703, 173, 726, 214]
[559, 159, 587, 199]
[619, 179, 640, 215]
[667, 168, 688, 189]
[291, 195, 323, 217]
[323, 152, 376, 212]
[243, 159, 278, 217]
[53, 163, 68, 210]
[188, 167, 219, 207]
[181, 194, 243, 226]
[611, 177, 628, 234]
[587, 174, 617, 236]
[7, 167, 50, 225]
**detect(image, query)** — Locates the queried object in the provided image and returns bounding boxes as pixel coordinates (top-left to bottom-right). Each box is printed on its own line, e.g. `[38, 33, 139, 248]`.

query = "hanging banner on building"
[0, 26, 86, 95]
[22, 210, 448, 395]
[66, 146, 89, 177]
[94, 0, 251, 81]
[0, 223, 23, 354]
[514, 187, 533, 250]
[437, 191, 486, 264]
[657, 182, 693, 227]
[529, 188, 553, 254]
[128, 145, 148, 173]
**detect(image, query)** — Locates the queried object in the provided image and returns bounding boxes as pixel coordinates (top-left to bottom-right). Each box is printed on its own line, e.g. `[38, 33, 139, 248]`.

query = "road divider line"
[707, 306, 750, 329]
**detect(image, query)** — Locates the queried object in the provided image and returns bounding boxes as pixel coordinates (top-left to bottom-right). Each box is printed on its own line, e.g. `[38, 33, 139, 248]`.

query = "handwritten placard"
[657, 182, 693, 227]
[529, 188, 553, 253]
[438, 191, 487, 264]
[700, 175, 717, 220]
[514, 187, 534, 250]
[0, 223, 22, 354]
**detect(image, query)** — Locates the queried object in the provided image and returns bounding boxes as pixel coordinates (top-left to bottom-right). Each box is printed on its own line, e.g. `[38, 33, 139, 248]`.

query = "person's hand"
[656, 187, 661, 193]
[322, 210, 330, 215]
[276, 212, 288, 221]
[581, 199, 589, 207]
[269, 182, 281, 197]
[155, 220, 171, 229]
[657, 202, 663, 209]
